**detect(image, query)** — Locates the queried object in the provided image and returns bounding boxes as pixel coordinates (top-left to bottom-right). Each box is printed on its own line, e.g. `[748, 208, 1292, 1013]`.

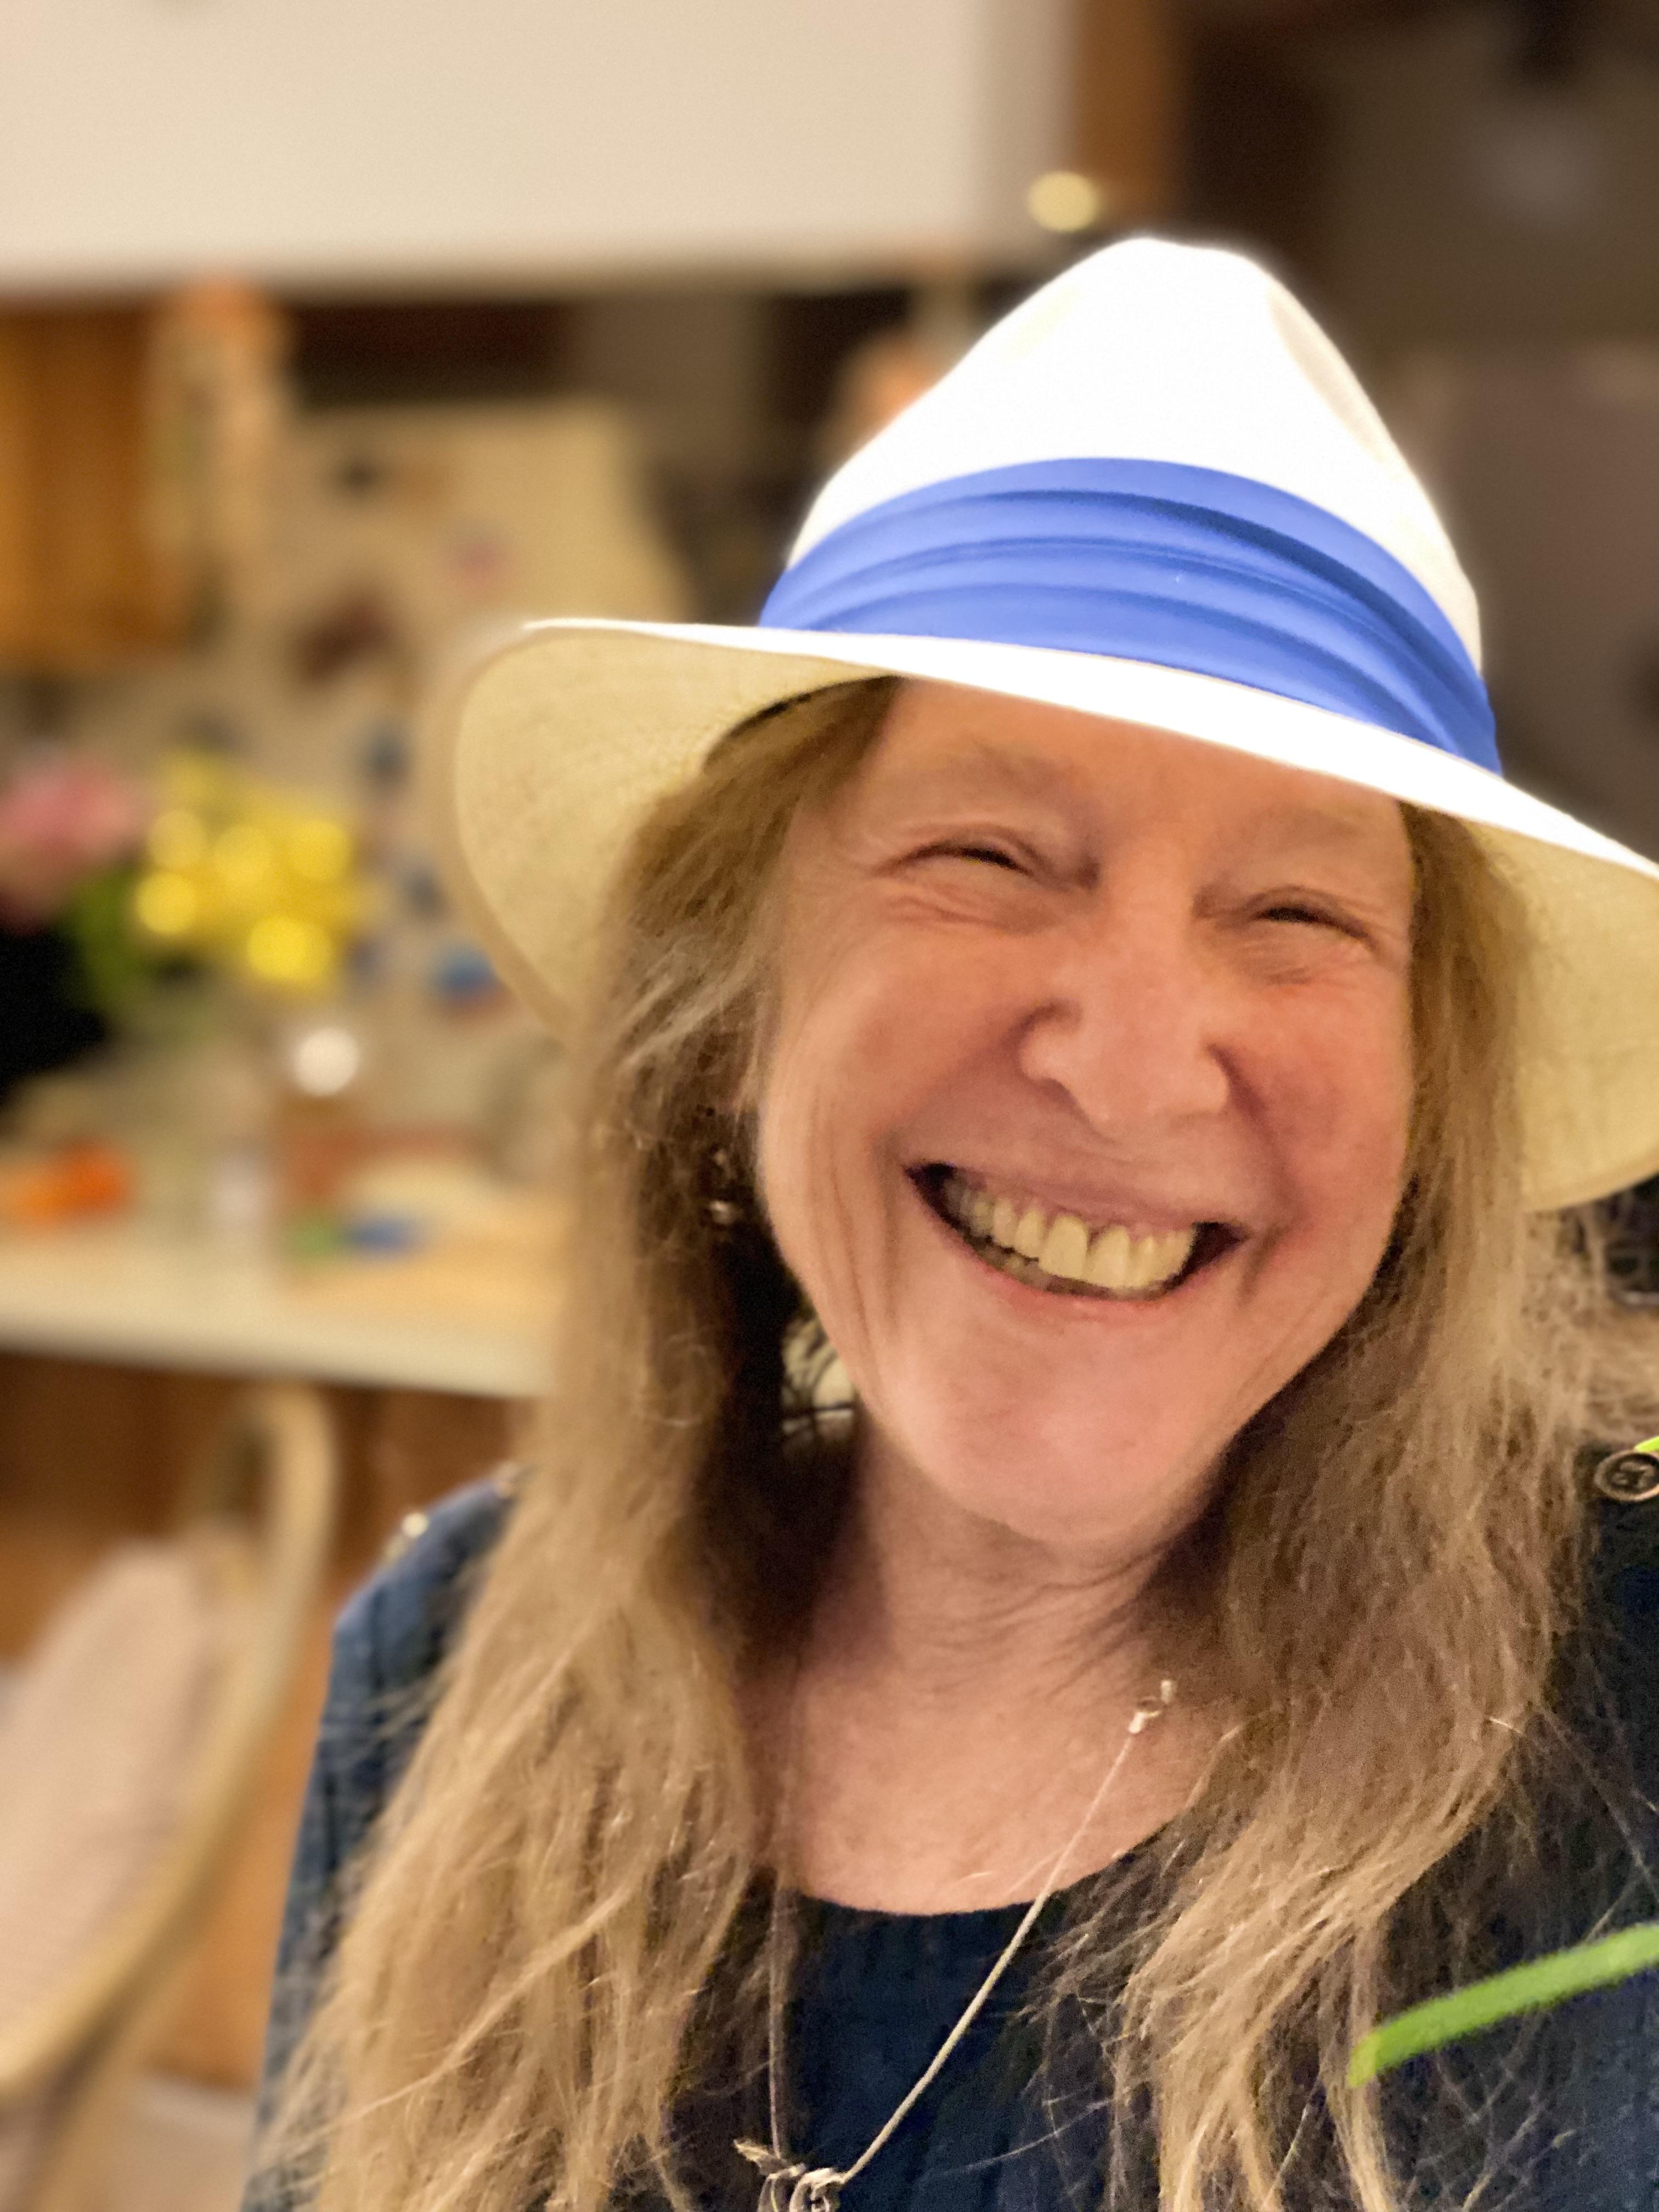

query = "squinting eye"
[1259, 902, 1356, 936]
[924, 842, 1023, 871]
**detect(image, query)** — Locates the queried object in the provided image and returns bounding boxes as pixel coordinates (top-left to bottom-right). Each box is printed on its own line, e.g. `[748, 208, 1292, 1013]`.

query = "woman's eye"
[1257, 901, 1358, 938]
[922, 842, 1024, 872]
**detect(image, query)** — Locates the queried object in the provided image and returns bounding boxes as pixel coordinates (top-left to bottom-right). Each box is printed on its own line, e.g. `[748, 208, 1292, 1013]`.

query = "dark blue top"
[244, 1470, 1659, 2211]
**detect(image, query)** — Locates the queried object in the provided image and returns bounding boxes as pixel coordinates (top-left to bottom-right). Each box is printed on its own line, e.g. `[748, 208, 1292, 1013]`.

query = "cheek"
[759, 919, 984, 1188]
[753, 976, 901, 1321]
[755, 934, 1000, 1330]
[1263, 989, 1414, 1249]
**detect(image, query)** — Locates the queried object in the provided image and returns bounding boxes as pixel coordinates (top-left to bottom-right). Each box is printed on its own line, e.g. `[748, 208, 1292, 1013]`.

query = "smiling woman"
[249, 242, 1659, 2212]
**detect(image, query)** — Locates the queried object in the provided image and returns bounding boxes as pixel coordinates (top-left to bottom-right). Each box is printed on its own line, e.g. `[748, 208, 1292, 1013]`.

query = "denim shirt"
[244, 1470, 1659, 2212]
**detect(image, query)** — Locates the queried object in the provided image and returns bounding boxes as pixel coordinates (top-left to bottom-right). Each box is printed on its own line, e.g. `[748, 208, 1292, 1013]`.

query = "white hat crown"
[793, 239, 1481, 667]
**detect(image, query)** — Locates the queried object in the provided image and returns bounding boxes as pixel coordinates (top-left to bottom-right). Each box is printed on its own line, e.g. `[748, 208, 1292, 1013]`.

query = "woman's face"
[757, 684, 1417, 1556]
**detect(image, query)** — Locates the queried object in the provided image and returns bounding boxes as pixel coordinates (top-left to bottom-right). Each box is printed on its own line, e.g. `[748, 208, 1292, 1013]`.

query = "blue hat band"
[759, 458, 1498, 775]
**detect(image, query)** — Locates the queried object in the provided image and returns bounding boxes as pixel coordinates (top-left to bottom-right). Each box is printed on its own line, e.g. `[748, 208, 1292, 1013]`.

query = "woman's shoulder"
[333, 1463, 522, 1703]
[1448, 1471, 1659, 2212]
[249, 1464, 523, 2160]
[283, 1467, 522, 1923]
[1589, 1459, 1659, 1609]
[1583, 1465, 1659, 1797]
[1587, 1462, 1659, 1682]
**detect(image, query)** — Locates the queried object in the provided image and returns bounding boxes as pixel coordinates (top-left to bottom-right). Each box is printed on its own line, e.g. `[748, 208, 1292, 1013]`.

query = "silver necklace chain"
[735, 1677, 1177, 2212]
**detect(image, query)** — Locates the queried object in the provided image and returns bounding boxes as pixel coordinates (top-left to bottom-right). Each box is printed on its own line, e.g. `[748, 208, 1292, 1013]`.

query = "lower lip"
[910, 1179, 1226, 1316]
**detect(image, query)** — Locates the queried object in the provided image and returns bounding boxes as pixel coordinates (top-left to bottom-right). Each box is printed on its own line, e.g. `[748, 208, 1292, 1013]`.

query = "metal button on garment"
[380, 1509, 431, 1565]
[1593, 1449, 1659, 1503]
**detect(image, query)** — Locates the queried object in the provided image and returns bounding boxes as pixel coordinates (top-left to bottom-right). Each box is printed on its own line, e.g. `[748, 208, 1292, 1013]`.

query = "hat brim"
[424, 615, 1659, 1212]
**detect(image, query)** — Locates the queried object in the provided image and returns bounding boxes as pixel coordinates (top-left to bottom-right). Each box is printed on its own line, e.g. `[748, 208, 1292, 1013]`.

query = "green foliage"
[58, 864, 186, 1019]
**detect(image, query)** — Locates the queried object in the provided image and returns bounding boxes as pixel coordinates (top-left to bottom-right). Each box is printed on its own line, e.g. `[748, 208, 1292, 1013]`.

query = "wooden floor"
[0, 1351, 522, 2089]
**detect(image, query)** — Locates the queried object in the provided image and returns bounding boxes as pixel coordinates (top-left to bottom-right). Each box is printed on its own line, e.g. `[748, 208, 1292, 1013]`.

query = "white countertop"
[0, 1218, 555, 1398]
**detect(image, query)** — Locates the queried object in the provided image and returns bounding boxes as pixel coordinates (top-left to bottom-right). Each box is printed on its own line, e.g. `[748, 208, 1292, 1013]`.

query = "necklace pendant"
[735, 2141, 843, 2212]
[791, 2172, 843, 2211]
[736, 2141, 808, 2212]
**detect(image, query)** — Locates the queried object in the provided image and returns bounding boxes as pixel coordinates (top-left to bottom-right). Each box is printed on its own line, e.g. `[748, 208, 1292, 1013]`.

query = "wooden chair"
[0, 1383, 335, 2212]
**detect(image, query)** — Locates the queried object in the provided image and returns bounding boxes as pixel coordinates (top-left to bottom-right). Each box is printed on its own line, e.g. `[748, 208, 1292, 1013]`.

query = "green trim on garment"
[1634, 1435, 1659, 1458]
[1349, 1922, 1659, 2084]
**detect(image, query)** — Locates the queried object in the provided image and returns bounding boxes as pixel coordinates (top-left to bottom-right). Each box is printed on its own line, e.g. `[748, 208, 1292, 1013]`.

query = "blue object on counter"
[343, 1213, 425, 1254]
[427, 942, 498, 1007]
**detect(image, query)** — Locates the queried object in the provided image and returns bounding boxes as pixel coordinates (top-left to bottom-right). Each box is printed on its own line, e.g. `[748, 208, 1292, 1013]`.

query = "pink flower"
[0, 754, 148, 926]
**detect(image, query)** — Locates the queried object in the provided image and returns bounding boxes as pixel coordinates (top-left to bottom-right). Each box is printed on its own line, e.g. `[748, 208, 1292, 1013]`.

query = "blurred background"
[0, 1, 1656, 2205]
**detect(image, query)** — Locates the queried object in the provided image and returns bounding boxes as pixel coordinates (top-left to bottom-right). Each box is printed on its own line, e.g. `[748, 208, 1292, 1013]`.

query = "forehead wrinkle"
[871, 731, 1090, 810]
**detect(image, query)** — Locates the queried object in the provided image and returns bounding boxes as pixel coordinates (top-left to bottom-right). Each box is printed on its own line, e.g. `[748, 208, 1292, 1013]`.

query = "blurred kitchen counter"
[0, 1193, 557, 1397]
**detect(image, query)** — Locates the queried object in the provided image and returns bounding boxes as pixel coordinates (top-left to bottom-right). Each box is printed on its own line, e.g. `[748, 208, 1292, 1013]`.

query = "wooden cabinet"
[0, 304, 185, 670]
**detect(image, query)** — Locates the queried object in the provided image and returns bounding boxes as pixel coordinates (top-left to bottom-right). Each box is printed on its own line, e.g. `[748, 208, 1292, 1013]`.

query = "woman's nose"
[1012, 902, 1234, 1132]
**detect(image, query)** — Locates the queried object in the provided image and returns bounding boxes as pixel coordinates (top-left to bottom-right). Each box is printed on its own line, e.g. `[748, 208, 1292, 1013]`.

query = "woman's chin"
[876, 1392, 1224, 1554]
[858, 1322, 1244, 1549]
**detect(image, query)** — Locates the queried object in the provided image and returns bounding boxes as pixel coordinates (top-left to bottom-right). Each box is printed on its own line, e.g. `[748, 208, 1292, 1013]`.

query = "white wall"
[0, 0, 1071, 294]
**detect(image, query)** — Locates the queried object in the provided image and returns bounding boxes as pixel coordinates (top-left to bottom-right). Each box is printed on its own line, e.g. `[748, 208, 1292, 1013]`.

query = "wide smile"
[912, 1166, 1242, 1302]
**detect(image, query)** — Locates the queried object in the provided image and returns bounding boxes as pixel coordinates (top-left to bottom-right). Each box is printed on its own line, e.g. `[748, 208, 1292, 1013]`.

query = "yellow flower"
[129, 752, 368, 996]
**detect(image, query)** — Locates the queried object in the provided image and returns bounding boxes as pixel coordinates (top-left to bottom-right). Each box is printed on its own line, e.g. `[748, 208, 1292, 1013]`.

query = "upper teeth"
[939, 1172, 1198, 1294]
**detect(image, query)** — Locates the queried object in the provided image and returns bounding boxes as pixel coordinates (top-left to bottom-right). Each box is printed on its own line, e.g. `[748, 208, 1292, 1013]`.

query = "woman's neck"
[763, 1423, 1215, 1913]
[816, 1432, 1164, 1702]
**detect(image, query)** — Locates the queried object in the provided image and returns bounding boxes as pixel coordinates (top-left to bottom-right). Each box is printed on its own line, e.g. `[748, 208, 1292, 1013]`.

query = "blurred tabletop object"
[0, 1187, 556, 1400]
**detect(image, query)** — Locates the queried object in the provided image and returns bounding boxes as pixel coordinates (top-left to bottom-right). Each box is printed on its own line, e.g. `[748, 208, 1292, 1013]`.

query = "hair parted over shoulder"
[261, 679, 1653, 2212]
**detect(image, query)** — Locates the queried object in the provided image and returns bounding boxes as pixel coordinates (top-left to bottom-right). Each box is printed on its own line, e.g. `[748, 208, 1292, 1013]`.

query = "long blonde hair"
[266, 679, 1649, 2212]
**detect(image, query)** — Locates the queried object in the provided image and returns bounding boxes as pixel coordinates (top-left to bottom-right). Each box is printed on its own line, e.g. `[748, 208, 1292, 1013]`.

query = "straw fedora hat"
[425, 236, 1659, 1213]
